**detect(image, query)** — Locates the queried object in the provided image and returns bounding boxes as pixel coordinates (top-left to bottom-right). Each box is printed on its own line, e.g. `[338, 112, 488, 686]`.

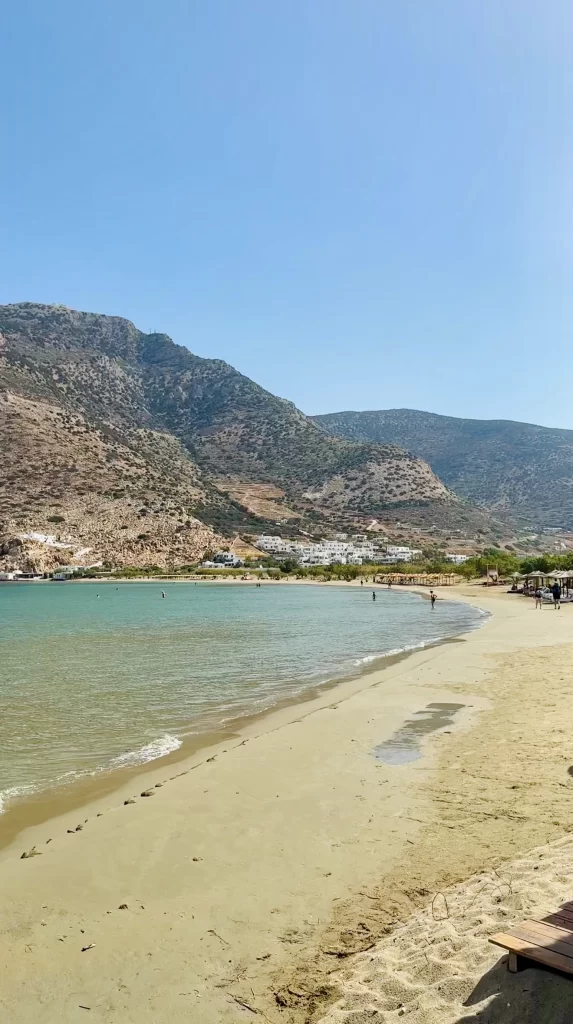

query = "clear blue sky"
[1, 1, 572, 426]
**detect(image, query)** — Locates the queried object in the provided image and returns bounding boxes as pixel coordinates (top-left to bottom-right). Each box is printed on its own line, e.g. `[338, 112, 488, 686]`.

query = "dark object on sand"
[20, 846, 42, 859]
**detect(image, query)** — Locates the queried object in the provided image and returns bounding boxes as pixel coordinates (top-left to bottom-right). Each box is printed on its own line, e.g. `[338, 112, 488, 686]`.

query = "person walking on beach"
[552, 581, 561, 610]
[430, 590, 436, 608]
[534, 587, 543, 609]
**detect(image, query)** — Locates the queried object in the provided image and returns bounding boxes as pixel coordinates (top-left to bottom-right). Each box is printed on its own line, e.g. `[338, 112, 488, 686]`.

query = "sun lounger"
[490, 902, 573, 974]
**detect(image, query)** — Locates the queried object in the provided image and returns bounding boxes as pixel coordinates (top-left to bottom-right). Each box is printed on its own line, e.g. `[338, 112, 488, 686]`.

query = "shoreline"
[2, 573, 463, 586]
[3, 585, 571, 1022]
[0, 581, 480, 849]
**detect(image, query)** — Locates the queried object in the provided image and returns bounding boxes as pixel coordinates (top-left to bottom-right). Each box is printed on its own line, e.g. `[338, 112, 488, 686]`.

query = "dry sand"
[321, 833, 573, 1024]
[2, 587, 573, 1022]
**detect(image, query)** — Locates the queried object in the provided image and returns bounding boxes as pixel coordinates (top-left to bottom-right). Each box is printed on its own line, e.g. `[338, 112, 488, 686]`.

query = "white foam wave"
[0, 734, 182, 814]
[108, 733, 182, 769]
[353, 637, 447, 667]
[0, 783, 38, 815]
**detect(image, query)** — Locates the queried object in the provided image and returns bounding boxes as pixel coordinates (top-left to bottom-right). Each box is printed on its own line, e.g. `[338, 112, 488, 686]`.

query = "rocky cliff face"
[0, 304, 477, 567]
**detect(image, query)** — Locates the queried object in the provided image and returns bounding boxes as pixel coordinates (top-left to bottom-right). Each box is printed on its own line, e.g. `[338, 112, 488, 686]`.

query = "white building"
[255, 535, 298, 555]
[445, 553, 469, 565]
[380, 546, 423, 564]
[256, 534, 386, 567]
[214, 551, 243, 567]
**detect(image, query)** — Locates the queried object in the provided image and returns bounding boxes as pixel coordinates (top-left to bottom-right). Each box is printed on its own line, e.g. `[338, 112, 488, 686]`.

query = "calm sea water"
[0, 582, 484, 812]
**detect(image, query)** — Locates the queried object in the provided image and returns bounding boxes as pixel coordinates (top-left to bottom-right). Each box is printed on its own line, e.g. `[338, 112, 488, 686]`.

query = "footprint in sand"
[20, 847, 42, 859]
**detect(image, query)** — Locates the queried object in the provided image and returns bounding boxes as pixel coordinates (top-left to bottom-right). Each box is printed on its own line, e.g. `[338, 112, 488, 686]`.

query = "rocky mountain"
[0, 305, 487, 568]
[314, 408, 573, 530]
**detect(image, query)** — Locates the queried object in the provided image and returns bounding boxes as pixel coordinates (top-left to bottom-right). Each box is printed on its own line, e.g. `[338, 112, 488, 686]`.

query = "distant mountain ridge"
[313, 408, 573, 530]
[0, 305, 485, 568]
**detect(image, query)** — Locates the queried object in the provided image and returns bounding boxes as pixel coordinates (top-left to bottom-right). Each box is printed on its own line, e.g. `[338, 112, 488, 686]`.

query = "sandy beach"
[3, 585, 573, 1022]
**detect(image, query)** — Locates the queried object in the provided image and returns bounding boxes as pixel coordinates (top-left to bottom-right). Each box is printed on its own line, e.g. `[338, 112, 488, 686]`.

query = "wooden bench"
[490, 902, 573, 975]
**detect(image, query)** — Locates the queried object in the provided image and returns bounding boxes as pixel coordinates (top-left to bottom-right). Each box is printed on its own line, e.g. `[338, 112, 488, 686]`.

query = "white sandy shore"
[2, 586, 573, 1023]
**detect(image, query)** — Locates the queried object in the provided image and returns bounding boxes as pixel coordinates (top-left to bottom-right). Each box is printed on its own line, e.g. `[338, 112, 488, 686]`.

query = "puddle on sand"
[373, 703, 465, 765]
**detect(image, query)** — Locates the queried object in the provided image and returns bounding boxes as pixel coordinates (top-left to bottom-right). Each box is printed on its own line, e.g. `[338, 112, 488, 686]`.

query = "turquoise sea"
[0, 581, 485, 813]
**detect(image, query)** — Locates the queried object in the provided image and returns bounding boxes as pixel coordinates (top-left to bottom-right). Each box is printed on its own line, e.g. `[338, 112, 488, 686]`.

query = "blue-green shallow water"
[0, 582, 485, 812]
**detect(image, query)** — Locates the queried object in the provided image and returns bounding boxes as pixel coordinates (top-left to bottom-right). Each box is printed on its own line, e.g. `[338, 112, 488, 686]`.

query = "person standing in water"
[372, 590, 376, 601]
[161, 591, 166, 599]
[430, 590, 436, 608]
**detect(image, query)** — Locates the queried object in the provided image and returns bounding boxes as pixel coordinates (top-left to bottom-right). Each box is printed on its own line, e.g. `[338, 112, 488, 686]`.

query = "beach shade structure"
[548, 570, 573, 595]
[521, 570, 549, 595]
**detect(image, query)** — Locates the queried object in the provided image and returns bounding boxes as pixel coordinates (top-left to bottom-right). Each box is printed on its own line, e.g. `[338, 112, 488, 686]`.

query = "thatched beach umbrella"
[548, 570, 573, 593]
[522, 570, 547, 593]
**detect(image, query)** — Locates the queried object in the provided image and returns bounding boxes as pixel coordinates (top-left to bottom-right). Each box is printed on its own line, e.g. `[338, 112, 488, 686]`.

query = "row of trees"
[69, 546, 573, 581]
[252, 547, 573, 581]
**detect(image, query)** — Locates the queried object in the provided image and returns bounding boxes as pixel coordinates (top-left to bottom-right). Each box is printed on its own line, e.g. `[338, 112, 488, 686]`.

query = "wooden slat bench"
[490, 903, 573, 975]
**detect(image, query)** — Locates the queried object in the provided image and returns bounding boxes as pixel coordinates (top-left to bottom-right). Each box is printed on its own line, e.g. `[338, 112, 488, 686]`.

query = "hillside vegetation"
[0, 305, 484, 567]
[314, 408, 573, 530]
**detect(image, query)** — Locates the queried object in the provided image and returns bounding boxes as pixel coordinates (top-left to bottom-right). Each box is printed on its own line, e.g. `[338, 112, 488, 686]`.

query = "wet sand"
[0, 576, 462, 847]
[2, 586, 572, 1023]
[0, 639, 437, 851]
